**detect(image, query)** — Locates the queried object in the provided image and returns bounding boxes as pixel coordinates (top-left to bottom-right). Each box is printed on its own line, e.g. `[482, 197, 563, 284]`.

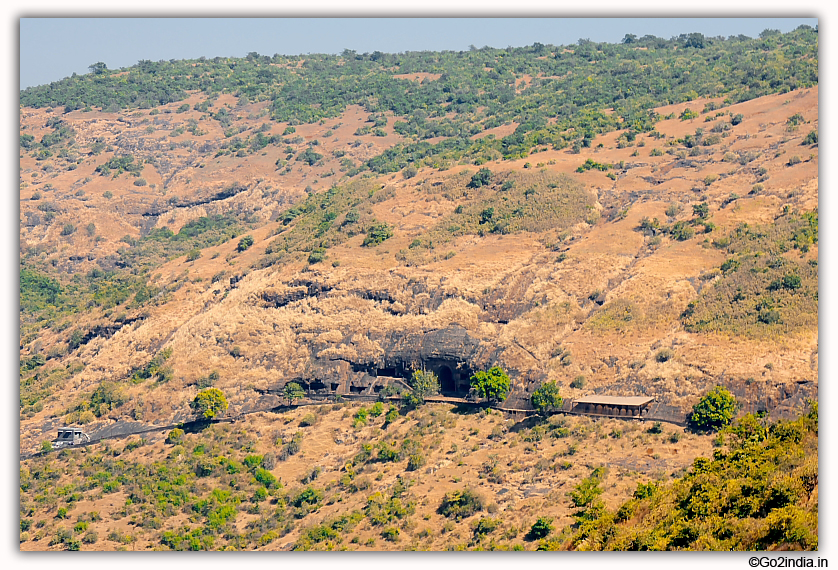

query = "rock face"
[294, 324, 486, 397]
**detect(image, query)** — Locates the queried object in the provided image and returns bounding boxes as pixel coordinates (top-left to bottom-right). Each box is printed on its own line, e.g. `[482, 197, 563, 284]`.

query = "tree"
[684, 32, 706, 49]
[468, 168, 492, 188]
[191, 388, 229, 420]
[568, 468, 606, 508]
[166, 428, 185, 444]
[237, 235, 254, 252]
[438, 488, 485, 521]
[283, 382, 306, 405]
[692, 202, 710, 219]
[362, 222, 393, 247]
[88, 62, 108, 75]
[470, 366, 511, 404]
[297, 147, 323, 166]
[531, 381, 563, 414]
[526, 517, 554, 540]
[689, 386, 737, 432]
[403, 369, 439, 407]
[479, 207, 494, 225]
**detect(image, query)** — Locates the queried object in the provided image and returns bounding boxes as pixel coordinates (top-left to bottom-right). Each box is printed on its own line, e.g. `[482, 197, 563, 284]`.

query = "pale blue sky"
[19, 17, 817, 89]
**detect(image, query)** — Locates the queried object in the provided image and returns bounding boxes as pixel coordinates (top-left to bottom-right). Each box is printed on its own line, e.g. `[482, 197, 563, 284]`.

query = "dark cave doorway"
[439, 365, 455, 393]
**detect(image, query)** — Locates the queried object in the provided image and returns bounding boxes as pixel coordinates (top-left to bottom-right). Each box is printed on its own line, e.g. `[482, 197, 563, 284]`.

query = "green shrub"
[243, 454, 264, 469]
[291, 486, 323, 508]
[237, 235, 254, 252]
[165, 428, 184, 444]
[381, 526, 400, 542]
[802, 130, 818, 145]
[362, 222, 393, 247]
[647, 422, 664, 434]
[406, 453, 426, 472]
[468, 168, 492, 188]
[384, 405, 399, 424]
[670, 221, 695, 241]
[279, 431, 304, 461]
[469, 366, 511, 403]
[633, 481, 659, 500]
[532, 381, 563, 413]
[568, 469, 605, 508]
[283, 381, 305, 405]
[680, 108, 699, 121]
[353, 407, 369, 426]
[570, 376, 585, 389]
[403, 369, 439, 407]
[307, 249, 325, 264]
[473, 516, 500, 538]
[438, 488, 484, 521]
[786, 113, 805, 130]
[526, 517, 554, 540]
[190, 388, 228, 419]
[253, 467, 278, 488]
[689, 386, 737, 432]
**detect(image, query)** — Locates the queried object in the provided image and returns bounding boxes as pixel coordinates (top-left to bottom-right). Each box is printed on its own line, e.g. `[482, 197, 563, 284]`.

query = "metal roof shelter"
[54, 427, 89, 446]
[570, 395, 655, 418]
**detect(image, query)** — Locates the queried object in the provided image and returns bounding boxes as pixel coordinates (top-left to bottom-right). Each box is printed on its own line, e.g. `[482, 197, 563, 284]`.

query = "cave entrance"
[439, 365, 455, 393]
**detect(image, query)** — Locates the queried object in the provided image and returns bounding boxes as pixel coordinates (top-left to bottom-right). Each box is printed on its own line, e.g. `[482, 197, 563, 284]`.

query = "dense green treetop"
[470, 366, 511, 404]
[689, 386, 738, 432]
[191, 388, 229, 420]
[531, 380, 563, 414]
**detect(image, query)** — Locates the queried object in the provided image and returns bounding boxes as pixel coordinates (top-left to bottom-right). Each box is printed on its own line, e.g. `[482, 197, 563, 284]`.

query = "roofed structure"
[53, 427, 89, 446]
[569, 395, 654, 418]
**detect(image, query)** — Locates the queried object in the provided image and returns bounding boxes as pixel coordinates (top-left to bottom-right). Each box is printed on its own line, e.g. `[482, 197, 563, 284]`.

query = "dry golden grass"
[20, 402, 715, 551]
[19, 88, 818, 463]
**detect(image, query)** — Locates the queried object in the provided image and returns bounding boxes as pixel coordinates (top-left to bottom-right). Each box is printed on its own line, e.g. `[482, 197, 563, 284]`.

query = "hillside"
[19, 28, 818, 551]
